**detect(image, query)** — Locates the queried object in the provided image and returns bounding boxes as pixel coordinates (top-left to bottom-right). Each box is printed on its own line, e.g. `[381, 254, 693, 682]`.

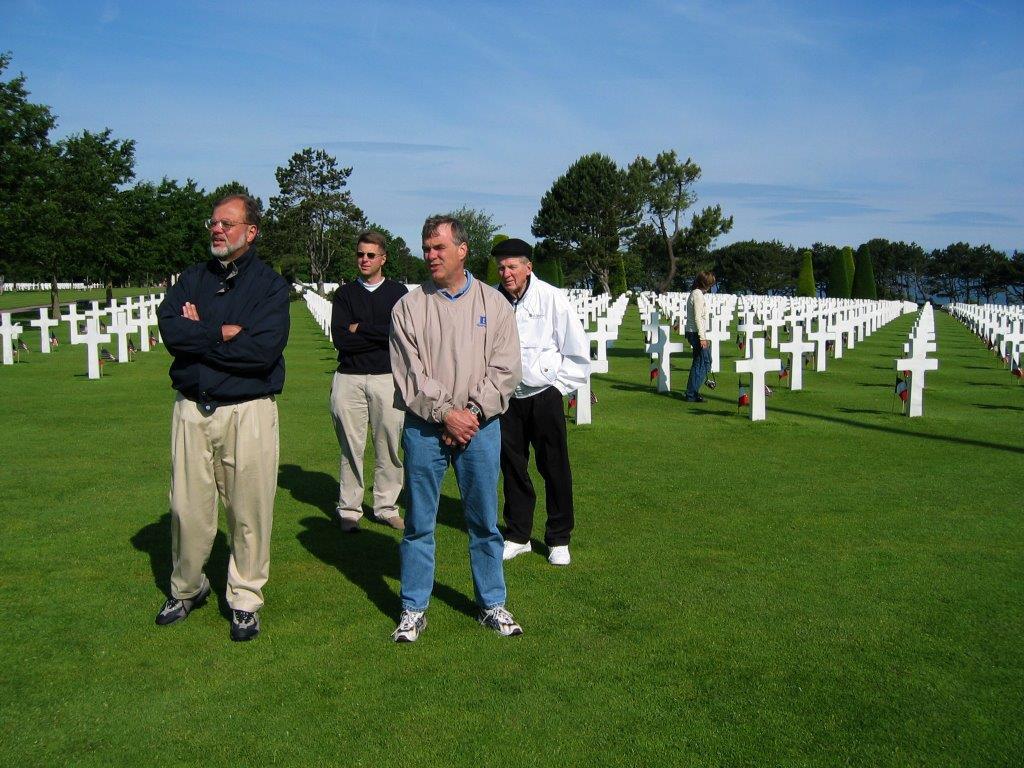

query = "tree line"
[3, 53, 1021, 309]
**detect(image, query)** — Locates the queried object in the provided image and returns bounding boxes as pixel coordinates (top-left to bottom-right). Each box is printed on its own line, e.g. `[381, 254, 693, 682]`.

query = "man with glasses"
[154, 193, 290, 642]
[329, 231, 408, 532]
[388, 215, 523, 642]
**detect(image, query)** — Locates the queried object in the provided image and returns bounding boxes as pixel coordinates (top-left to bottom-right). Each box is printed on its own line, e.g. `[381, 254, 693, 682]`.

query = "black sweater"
[330, 278, 408, 374]
[157, 248, 290, 410]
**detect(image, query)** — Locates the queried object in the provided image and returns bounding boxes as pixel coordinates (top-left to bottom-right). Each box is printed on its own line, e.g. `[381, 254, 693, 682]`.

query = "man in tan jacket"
[388, 215, 523, 642]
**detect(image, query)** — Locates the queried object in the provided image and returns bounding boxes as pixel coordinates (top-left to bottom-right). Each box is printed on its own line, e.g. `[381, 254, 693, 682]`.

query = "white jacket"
[502, 275, 591, 397]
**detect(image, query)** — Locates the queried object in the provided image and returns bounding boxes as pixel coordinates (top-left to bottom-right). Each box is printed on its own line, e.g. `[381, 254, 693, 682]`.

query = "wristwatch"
[467, 403, 483, 423]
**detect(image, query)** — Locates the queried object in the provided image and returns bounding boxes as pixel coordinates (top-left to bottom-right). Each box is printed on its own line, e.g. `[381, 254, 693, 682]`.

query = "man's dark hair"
[213, 193, 262, 229]
[422, 215, 468, 248]
[357, 230, 388, 253]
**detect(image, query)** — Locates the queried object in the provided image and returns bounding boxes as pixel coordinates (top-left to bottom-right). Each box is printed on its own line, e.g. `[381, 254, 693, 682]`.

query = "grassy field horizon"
[1, 300, 1021, 767]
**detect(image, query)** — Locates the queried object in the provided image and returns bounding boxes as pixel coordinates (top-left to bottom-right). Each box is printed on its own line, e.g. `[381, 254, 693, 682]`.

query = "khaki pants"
[169, 394, 279, 612]
[329, 372, 404, 522]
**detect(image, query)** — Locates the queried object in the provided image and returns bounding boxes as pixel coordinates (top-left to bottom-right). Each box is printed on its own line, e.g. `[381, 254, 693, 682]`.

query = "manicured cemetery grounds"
[0, 286, 163, 314]
[1, 302, 1020, 767]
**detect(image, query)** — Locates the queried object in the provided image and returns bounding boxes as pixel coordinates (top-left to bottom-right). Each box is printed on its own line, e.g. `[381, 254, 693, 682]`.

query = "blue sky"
[3, 0, 1022, 253]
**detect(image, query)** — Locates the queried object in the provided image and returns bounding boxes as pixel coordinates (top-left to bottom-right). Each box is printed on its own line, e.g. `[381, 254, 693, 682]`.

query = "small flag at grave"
[738, 384, 750, 406]
[100, 348, 115, 361]
[737, 338, 745, 351]
[895, 376, 909, 402]
[779, 357, 789, 380]
[18, 339, 29, 352]
[1012, 359, 1023, 379]
[802, 352, 811, 368]
[649, 366, 658, 382]
[590, 391, 598, 405]
[50, 334, 59, 348]
[765, 385, 773, 397]
[149, 334, 158, 346]
[568, 393, 577, 409]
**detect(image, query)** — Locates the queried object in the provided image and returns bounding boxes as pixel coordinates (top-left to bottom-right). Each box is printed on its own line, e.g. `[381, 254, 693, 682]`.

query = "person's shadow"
[131, 513, 233, 619]
[279, 464, 478, 620]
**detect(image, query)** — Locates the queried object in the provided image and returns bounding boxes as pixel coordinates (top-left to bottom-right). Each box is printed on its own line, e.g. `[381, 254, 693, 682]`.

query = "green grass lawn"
[0, 286, 164, 314]
[0, 301, 1021, 767]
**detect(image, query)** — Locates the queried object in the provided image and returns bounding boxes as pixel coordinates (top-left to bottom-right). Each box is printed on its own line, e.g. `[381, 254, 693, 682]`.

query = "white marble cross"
[61, 304, 86, 344]
[1, 312, 24, 365]
[779, 323, 815, 391]
[645, 325, 687, 393]
[735, 337, 782, 421]
[704, 315, 730, 374]
[736, 314, 763, 359]
[762, 312, 786, 349]
[806, 317, 830, 372]
[81, 318, 112, 380]
[642, 310, 661, 349]
[106, 311, 136, 363]
[29, 308, 59, 354]
[896, 352, 938, 417]
[588, 320, 616, 374]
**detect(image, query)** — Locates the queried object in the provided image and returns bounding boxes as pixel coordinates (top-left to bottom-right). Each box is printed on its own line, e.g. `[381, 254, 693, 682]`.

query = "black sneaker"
[155, 582, 210, 626]
[230, 610, 261, 641]
[684, 394, 706, 403]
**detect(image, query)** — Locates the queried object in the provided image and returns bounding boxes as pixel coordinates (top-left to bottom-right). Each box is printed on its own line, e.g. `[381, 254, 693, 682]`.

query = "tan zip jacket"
[390, 276, 522, 423]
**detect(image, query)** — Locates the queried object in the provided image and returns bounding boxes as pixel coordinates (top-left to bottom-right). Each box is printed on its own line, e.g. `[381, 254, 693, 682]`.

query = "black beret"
[491, 237, 533, 260]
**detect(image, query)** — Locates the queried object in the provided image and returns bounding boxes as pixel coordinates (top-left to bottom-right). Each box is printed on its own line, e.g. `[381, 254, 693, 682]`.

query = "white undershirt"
[359, 277, 385, 292]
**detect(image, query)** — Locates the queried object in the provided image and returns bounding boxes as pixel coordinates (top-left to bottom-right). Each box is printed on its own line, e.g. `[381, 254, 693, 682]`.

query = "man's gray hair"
[422, 215, 468, 248]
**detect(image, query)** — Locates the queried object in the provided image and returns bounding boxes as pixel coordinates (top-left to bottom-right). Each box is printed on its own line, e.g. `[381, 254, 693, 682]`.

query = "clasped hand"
[181, 302, 242, 342]
[442, 408, 480, 448]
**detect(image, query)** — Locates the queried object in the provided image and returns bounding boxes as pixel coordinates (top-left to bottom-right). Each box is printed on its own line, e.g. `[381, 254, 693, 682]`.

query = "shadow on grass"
[131, 513, 233, 619]
[975, 403, 1024, 412]
[280, 464, 478, 620]
[765, 404, 1024, 455]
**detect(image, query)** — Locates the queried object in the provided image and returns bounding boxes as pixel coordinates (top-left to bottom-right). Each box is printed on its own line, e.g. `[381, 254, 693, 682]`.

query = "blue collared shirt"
[438, 270, 473, 302]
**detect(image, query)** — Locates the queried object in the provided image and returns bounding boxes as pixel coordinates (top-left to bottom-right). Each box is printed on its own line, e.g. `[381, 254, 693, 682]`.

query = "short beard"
[210, 238, 246, 260]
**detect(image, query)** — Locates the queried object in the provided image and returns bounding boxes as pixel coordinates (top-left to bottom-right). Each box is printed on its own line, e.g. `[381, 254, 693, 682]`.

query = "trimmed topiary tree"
[796, 249, 816, 297]
[828, 248, 852, 298]
[851, 248, 878, 299]
[842, 246, 855, 292]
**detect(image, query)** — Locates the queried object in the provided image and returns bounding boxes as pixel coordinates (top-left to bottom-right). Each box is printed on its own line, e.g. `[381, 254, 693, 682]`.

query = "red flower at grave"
[738, 385, 749, 407]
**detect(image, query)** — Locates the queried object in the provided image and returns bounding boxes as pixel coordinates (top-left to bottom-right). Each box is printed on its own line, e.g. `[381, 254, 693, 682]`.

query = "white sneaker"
[548, 545, 571, 566]
[391, 610, 426, 643]
[502, 540, 532, 561]
[479, 605, 524, 636]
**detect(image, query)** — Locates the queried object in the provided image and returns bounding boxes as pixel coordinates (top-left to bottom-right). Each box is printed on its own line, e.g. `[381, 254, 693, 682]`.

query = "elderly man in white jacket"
[492, 238, 591, 566]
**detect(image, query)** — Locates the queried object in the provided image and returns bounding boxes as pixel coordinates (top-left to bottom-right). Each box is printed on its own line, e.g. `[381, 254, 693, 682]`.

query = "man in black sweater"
[330, 231, 409, 532]
[154, 193, 290, 642]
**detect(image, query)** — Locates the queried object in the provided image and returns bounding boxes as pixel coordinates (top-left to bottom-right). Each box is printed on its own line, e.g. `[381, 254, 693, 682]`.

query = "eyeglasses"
[205, 219, 252, 231]
[356, 251, 383, 259]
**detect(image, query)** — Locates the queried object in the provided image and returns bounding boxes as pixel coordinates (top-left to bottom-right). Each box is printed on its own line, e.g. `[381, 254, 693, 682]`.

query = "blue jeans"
[399, 414, 507, 612]
[684, 332, 711, 399]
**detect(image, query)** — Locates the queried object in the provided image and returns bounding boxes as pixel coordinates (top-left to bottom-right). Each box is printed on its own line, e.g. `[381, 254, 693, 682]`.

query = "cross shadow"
[975, 403, 1024, 412]
[130, 512, 233, 619]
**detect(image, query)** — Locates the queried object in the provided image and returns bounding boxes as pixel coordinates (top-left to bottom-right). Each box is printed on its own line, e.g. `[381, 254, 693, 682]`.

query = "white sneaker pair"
[502, 540, 571, 566]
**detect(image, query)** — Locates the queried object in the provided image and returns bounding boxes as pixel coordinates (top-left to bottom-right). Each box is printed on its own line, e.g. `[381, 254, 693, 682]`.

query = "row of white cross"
[637, 292, 919, 421]
[295, 283, 628, 427]
[895, 303, 938, 418]
[0, 295, 164, 378]
[947, 302, 1024, 378]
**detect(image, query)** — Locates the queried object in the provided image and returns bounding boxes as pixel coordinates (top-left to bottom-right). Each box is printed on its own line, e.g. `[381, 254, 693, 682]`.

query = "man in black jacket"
[330, 231, 408, 532]
[154, 193, 290, 642]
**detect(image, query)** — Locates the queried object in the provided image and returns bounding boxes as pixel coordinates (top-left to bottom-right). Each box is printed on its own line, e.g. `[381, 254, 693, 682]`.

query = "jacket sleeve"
[693, 290, 707, 340]
[202, 277, 290, 372]
[157, 272, 222, 355]
[468, 297, 522, 419]
[552, 294, 592, 394]
[331, 288, 378, 355]
[389, 297, 455, 423]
